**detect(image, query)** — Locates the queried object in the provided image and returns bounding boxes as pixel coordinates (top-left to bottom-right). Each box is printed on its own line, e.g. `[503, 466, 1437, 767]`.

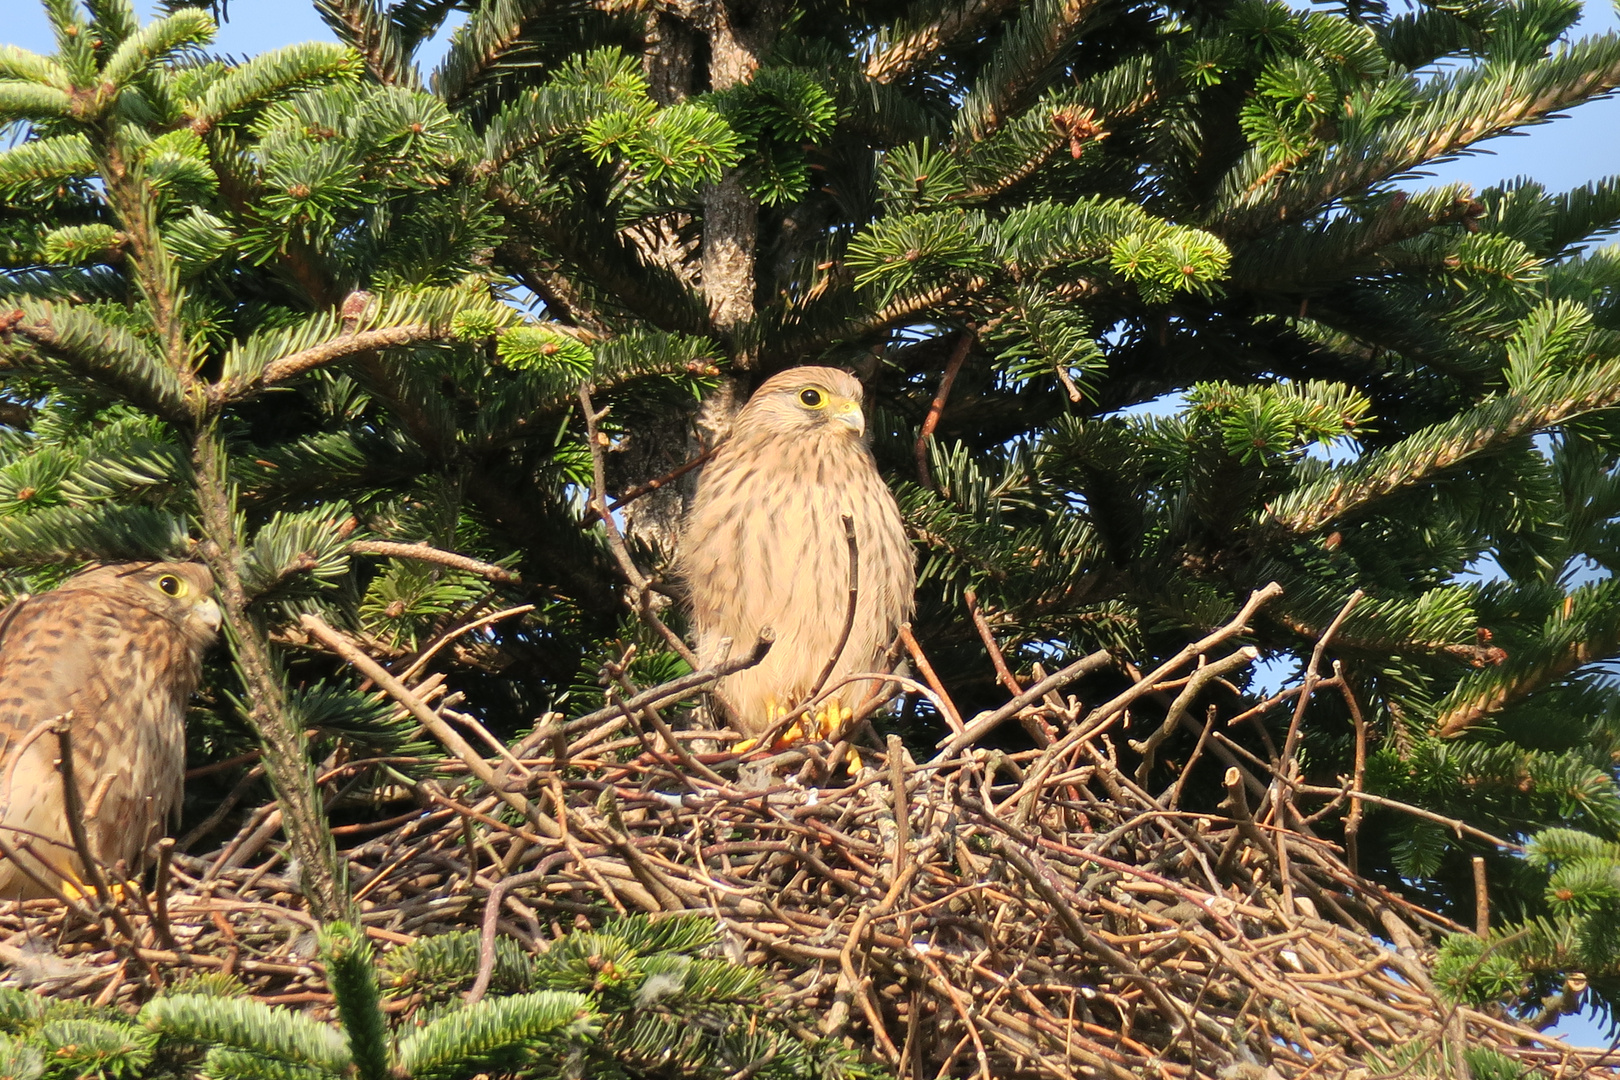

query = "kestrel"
[0, 562, 220, 899]
[679, 367, 915, 742]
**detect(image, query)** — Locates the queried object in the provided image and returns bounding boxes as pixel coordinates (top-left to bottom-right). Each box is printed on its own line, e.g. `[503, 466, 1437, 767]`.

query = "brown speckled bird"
[679, 367, 914, 741]
[0, 562, 220, 898]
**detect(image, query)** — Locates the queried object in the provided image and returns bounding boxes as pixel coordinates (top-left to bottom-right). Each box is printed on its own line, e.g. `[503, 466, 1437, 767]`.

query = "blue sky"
[7, 0, 1620, 196]
[7, 0, 1620, 1050]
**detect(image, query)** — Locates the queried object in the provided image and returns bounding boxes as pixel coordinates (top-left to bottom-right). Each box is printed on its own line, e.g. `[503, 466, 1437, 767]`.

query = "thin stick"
[965, 589, 1021, 697]
[886, 735, 912, 887]
[52, 718, 116, 912]
[348, 541, 522, 585]
[52, 721, 156, 975]
[153, 838, 177, 950]
[604, 668, 732, 790]
[897, 624, 964, 733]
[399, 604, 536, 683]
[1166, 706, 1218, 811]
[1278, 591, 1364, 780]
[300, 614, 557, 840]
[466, 864, 552, 1003]
[1086, 584, 1283, 739]
[1339, 666, 1368, 875]
[808, 516, 860, 706]
[1472, 857, 1489, 938]
[562, 633, 774, 736]
[747, 517, 859, 750]
[1293, 784, 1523, 851]
[578, 383, 701, 669]
[916, 329, 973, 490]
[1132, 647, 1258, 783]
[579, 446, 719, 524]
[937, 648, 1114, 758]
[0, 831, 96, 922]
[176, 764, 264, 852]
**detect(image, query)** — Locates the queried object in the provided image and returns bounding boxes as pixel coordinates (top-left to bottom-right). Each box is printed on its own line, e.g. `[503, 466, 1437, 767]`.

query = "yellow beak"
[834, 399, 864, 435]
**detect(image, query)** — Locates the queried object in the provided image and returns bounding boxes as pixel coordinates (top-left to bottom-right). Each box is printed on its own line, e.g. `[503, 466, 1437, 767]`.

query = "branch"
[299, 613, 558, 840]
[312, 0, 419, 87]
[1271, 360, 1620, 533]
[916, 330, 973, 490]
[53, 719, 156, 974]
[1435, 625, 1620, 737]
[558, 633, 775, 739]
[936, 647, 1114, 758]
[578, 383, 702, 669]
[1293, 783, 1524, 852]
[347, 541, 522, 585]
[865, 0, 1019, 83]
[225, 324, 443, 397]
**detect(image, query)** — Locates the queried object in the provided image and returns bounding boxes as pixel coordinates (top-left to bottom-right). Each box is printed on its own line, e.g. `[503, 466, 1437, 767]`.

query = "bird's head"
[71, 561, 222, 647]
[740, 367, 867, 440]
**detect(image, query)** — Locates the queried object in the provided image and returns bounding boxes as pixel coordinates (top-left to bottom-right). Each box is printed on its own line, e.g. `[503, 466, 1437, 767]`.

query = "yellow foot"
[60, 878, 128, 904]
[736, 700, 856, 755]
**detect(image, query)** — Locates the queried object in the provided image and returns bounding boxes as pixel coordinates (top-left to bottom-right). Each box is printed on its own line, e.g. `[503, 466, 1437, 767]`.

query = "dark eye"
[799, 388, 825, 408]
[157, 574, 184, 597]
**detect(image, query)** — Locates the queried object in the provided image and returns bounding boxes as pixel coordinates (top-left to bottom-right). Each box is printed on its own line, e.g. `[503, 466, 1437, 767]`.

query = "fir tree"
[5, 0, 1620, 1030]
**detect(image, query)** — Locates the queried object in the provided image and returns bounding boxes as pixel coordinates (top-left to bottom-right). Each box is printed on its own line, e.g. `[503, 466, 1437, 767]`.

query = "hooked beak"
[196, 597, 223, 633]
[834, 399, 865, 436]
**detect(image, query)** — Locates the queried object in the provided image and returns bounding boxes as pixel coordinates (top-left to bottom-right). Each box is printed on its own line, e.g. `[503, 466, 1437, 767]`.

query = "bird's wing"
[0, 593, 103, 819]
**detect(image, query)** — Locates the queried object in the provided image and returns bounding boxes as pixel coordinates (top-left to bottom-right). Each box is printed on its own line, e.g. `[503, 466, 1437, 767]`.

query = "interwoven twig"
[2, 589, 1615, 1079]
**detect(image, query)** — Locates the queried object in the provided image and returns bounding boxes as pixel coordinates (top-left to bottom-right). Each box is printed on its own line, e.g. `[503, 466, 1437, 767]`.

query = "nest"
[2, 589, 1614, 1079]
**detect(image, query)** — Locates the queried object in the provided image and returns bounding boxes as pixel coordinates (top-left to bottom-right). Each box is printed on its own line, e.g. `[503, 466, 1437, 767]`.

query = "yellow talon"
[736, 700, 858, 761]
[60, 878, 128, 904]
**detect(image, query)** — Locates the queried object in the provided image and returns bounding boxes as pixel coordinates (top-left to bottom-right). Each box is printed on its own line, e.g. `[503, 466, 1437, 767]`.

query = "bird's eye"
[157, 574, 186, 597]
[799, 388, 826, 409]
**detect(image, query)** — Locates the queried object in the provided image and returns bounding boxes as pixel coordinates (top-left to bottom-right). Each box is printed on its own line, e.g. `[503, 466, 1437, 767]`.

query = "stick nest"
[2, 597, 1614, 1079]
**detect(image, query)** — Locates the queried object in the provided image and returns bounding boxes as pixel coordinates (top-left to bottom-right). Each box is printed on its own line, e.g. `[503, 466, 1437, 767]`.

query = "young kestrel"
[679, 367, 915, 741]
[0, 562, 220, 898]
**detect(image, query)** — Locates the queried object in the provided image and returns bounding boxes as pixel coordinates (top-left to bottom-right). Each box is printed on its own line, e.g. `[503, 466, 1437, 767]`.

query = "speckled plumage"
[0, 562, 220, 898]
[679, 367, 915, 737]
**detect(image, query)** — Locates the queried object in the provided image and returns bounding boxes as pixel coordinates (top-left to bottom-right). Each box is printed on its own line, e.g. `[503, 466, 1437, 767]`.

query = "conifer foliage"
[0, 915, 861, 1079]
[5, 0, 1620, 1039]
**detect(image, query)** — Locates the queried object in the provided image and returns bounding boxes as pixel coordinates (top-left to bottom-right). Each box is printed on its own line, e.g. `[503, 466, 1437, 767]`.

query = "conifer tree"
[6, 0, 1620, 1028]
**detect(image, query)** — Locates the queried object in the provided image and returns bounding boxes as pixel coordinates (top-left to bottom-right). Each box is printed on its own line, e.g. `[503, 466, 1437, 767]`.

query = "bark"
[697, 0, 780, 364]
[191, 431, 350, 922]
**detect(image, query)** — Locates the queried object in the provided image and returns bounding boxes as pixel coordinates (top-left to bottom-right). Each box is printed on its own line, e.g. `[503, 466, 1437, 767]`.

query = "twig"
[748, 517, 860, 750]
[348, 541, 522, 585]
[1339, 667, 1368, 874]
[578, 383, 702, 669]
[580, 446, 719, 524]
[177, 764, 265, 852]
[916, 330, 973, 490]
[603, 665, 732, 790]
[300, 614, 558, 840]
[897, 624, 964, 733]
[965, 589, 1021, 697]
[1293, 784, 1523, 851]
[153, 838, 176, 950]
[1276, 591, 1364, 812]
[466, 864, 551, 1004]
[1166, 706, 1217, 811]
[52, 720, 157, 976]
[562, 633, 775, 736]
[936, 648, 1114, 758]
[52, 719, 117, 912]
[1078, 583, 1283, 744]
[1131, 647, 1258, 783]
[809, 516, 860, 707]
[0, 831, 97, 922]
